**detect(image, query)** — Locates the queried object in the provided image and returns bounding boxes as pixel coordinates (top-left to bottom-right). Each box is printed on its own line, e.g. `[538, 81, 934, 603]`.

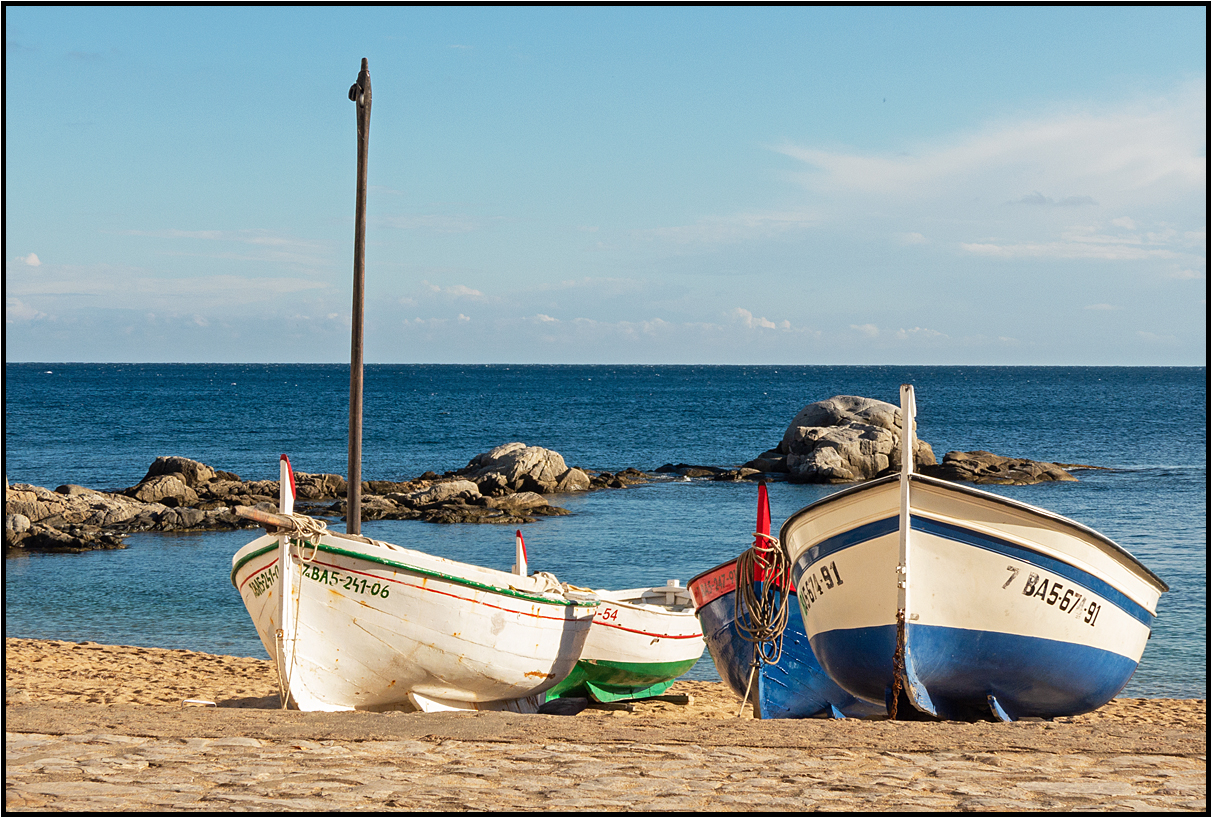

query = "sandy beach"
[5, 637, 1206, 812]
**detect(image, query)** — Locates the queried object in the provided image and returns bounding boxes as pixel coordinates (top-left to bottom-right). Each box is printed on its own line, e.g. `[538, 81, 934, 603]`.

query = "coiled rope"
[734, 531, 792, 716]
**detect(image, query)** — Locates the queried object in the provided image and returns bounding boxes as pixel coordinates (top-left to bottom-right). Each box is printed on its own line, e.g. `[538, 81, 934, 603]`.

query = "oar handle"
[234, 505, 299, 531]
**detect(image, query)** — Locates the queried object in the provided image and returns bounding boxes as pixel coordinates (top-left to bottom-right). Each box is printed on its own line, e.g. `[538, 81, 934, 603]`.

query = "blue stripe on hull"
[695, 586, 881, 719]
[812, 623, 1140, 720]
[791, 514, 1154, 627]
[913, 516, 1154, 626]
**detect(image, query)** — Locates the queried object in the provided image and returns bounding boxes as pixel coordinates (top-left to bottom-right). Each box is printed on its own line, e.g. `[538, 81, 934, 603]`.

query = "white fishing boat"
[779, 384, 1168, 722]
[543, 565, 706, 703]
[230, 62, 596, 713]
[231, 458, 597, 712]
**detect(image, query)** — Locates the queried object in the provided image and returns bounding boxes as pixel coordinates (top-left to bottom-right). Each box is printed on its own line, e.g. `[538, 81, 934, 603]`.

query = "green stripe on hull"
[231, 538, 594, 608]
[545, 656, 700, 702]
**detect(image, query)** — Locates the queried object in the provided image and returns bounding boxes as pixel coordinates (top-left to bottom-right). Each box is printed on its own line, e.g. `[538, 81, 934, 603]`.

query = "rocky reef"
[6, 396, 1094, 554]
[5, 446, 651, 554]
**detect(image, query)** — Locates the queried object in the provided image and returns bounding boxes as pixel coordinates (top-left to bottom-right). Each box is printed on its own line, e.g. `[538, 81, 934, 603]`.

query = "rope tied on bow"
[734, 531, 792, 717]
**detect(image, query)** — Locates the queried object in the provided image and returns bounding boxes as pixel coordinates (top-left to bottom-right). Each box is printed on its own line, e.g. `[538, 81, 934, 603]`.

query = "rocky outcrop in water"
[5, 447, 650, 553]
[919, 451, 1079, 485]
[741, 395, 1078, 486]
[457, 442, 591, 495]
[742, 395, 936, 483]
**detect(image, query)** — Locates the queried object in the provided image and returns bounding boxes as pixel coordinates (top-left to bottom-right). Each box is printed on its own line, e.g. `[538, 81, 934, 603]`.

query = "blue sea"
[4, 364, 1206, 699]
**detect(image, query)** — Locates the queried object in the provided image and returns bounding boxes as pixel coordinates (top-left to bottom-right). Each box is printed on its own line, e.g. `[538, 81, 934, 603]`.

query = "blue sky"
[5, 6, 1206, 364]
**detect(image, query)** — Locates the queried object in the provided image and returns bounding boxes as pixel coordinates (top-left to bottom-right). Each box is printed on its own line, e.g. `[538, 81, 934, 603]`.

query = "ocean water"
[4, 363, 1206, 699]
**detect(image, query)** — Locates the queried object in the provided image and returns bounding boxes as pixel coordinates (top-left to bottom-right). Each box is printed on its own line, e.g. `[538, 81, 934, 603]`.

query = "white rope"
[276, 513, 328, 708]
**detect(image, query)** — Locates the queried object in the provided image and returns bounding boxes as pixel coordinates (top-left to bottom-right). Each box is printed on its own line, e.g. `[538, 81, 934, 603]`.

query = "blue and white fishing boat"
[688, 484, 883, 719]
[780, 384, 1169, 722]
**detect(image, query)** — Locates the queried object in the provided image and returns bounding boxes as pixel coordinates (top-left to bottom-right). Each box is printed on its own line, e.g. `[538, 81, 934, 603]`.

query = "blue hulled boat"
[687, 484, 883, 719]
[780, 385, 1169, 722]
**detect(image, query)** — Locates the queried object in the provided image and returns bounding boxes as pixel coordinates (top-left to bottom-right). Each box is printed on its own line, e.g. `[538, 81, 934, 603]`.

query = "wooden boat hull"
[545, 585, 705, 703]
[688, 558, 883, 719]
[231, 532, 597, 711]
[780, 473, 1168, 721]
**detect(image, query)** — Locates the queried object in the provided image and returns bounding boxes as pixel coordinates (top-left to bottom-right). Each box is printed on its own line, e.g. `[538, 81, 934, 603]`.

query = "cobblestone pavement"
[6, 705, 1206, 812]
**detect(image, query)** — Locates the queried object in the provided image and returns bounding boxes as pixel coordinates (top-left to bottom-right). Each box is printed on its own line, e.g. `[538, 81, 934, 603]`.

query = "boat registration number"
[597, 606, 621, 622]
[1011, 567, 1101, 626]
[800, 561, 845, 612]
[300, 563, 391, 599]
[246, 564, 279, 598]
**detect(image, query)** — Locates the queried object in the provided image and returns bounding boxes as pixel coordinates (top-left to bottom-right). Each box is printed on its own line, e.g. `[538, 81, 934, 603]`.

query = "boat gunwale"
[778, 473, 1168, 593]
[230, 537, 600, 608]
[597, 587, 697, 615]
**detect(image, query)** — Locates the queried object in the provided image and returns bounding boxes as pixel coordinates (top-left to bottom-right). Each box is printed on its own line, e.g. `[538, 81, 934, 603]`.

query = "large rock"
[779, 395, 936, 483]
[129, 474, 199, 507]
[391, 479, 482, 508]
[5, 513, 32, 546]
[7, 483, 154, 528]
[139, 456, 217, 488]
[461, 443, 572, 494]
[555, 467, 591, 493]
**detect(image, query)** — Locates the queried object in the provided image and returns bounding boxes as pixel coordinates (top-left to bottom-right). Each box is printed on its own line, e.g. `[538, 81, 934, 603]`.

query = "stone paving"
[6, 725, 1206, 812]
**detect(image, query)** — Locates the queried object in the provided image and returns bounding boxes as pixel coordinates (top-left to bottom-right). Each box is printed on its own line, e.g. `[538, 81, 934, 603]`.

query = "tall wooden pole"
[347, 58, 371, 535]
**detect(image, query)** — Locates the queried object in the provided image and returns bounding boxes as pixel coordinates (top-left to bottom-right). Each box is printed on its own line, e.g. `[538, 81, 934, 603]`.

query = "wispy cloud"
[960, 220, 1192, 261]
[379, 214, 481, 233]
[1163, 268, 1204, 280]
[423, 281, 485, 299]
[8, 264, 328, 304]
[1012, 192, 1098, 207]
[16, 253, 41, 266]
[6, 298, 48, 323]
[119, 228, 330, 267]
[778, 82, 1205, 205]
[893, 327, 947, 341]
[637, 209, 820, 246]
[731, 307, 790, 330]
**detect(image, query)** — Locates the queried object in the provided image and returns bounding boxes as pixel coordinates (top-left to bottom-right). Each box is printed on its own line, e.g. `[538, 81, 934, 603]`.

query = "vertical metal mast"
[347, 58, 371, 536]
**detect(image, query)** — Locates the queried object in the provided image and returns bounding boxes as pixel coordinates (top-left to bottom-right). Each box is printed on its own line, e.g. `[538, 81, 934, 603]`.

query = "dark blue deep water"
[4, 364, 1206, 699]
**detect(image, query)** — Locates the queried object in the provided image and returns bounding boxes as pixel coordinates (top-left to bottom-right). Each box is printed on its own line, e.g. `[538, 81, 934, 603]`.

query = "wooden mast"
[347, 58, 372, 535]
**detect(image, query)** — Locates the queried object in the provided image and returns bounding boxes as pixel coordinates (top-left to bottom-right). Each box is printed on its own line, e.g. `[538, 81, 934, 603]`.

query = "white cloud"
[18, 253, 41, 266]
[423, 281, 485, 299]
[1163, 268, 1204, 280]
[960, 224, 1183, 261]
[774, 82, 1205, 270]
[120, 228, 330, 267]
[1013, 192, 1097, 207]
[730, 307, 791, 330]
[893, 327, 947, 341]
[778, 82, 1205, 207]
[897, 232, 928, 245]
[6, 298, 48, 322]
[851, 323, 880, 338]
